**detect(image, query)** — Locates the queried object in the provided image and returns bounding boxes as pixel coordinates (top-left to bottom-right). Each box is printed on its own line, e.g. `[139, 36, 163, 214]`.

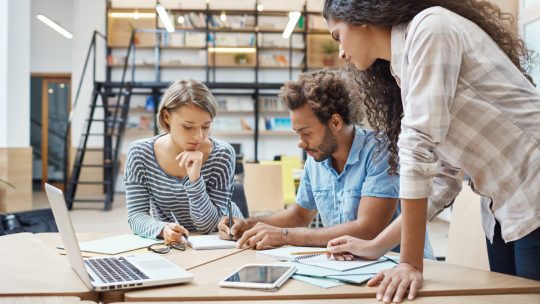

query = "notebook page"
[187, 235, 236, 250]
[295, 254, 387, 272]
[58, 234, 161, 255]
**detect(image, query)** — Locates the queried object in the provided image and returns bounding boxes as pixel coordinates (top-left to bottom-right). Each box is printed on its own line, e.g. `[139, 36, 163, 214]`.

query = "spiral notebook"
[294, 253, 388, 272]
[186, 235, 237, 250]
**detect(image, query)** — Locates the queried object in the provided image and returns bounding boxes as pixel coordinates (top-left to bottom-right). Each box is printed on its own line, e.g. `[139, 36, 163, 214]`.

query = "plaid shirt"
[390, 7, 540, 242]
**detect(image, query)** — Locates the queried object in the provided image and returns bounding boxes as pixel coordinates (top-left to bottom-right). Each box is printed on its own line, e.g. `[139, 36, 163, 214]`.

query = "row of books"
[160, 32, 207, 47]
[213, 117, 291, 132]
[216, 97, 254, 111]
[159, 32, 256, 48]
[215, 97, 288, 112]
[259, 97, 288, 112]
[208, 14, 256, 29]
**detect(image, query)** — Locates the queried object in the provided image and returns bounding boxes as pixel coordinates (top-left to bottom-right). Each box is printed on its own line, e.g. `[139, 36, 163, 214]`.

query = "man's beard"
[310, 126, 338, 162]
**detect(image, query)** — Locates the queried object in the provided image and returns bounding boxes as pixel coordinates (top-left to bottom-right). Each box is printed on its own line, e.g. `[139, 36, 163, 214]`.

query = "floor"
[32, 190, 451, 259]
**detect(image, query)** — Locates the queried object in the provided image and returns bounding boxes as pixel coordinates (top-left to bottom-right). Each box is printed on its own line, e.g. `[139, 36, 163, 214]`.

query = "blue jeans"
[486, 221, 540, 280]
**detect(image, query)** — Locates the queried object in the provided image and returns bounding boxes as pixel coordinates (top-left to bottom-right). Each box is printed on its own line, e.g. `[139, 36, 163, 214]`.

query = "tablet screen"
[223, 265, 291, 284]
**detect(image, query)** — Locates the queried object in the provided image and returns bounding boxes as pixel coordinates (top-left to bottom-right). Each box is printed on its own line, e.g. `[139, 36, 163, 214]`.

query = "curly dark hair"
[323, 0, 536, 175]
[279, 70, 362, 125]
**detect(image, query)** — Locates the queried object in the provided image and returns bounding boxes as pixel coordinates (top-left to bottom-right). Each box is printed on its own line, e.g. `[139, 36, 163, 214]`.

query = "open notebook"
[57, 234, 161, 255]
[186, 235, 237, 250]
[256, 246, 329, 261]
[294, 253, 388, 272]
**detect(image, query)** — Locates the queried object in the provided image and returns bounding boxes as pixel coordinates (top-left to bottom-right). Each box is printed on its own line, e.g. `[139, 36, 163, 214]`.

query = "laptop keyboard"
[85, 257, 149, 283]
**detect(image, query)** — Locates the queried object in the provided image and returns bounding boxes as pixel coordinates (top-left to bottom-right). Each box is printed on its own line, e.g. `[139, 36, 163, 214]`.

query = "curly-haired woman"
[321, 0, 540, 302]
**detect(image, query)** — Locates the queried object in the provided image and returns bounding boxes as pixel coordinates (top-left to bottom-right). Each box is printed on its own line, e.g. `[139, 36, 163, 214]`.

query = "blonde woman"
[124, 79, 243, 244]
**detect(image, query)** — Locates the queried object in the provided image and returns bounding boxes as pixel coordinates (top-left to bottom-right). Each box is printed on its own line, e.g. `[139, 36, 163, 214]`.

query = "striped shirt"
[124, 135, 243, 239]
[391, 7, 540, 242]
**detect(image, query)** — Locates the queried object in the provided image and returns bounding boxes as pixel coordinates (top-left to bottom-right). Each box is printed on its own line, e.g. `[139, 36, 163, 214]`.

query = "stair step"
[73, 198, 107, 203]
[77, 164, 112, 168]
[86, 118, 125, 123]
[70, 180, 112, 185]
[77, 148, 112, 153]
[82, 133, 120, 136]
[93, 104, 124, 109]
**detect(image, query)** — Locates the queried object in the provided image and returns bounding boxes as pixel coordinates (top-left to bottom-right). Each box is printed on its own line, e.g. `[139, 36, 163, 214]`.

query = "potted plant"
[234, 53, 248, 65]
[322, 41, 339, 67]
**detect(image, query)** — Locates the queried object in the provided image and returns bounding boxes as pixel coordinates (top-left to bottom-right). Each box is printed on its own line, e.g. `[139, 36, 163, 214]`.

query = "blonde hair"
[157, 79, 217, 133]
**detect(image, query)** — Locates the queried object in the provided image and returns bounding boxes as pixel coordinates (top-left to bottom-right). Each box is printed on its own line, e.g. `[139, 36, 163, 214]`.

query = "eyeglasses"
[147, 241, 186, 254]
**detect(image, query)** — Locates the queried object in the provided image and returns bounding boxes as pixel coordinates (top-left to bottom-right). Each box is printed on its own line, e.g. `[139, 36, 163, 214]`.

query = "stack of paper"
[258, 246, 398, 288]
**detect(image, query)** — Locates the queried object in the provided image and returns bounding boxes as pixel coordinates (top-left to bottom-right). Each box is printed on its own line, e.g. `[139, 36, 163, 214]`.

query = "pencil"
[170, 211, 189, 242]
[290, 250, 331, 256]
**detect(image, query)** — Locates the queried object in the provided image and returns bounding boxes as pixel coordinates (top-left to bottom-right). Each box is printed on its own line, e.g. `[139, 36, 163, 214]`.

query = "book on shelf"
[173, 12, 206, 29]
[208, 33, 255, 47]
[160, 32, 185, 47]
[264, 117, 292, 131]
[213, 117, 243, 132]
[185, 32, 206, 47]
[216, 97, 254, 111]
[208, 14, 255, 30]
[260, 96, 287, 112]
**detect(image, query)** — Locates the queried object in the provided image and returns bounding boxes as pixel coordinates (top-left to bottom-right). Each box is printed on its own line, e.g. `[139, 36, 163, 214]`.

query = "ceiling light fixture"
[220, 11, 227, 22]
[257, 3, 264, 12]
[156, 4, 174, 33]
[36, 14, 73, 39]
[282, 11, 301, 39]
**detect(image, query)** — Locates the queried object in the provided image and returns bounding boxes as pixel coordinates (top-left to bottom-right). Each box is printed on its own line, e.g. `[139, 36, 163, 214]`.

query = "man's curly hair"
[279, 70, 363, 125]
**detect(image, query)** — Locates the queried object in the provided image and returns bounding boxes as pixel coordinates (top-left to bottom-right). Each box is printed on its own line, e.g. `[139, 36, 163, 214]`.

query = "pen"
[290, 250, 331, 256]
[170, 211, 189, 242]
[227, 200, 233, 240]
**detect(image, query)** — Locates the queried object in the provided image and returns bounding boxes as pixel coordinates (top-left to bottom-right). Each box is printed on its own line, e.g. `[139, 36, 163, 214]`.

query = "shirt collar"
[322, 125, 366, 170]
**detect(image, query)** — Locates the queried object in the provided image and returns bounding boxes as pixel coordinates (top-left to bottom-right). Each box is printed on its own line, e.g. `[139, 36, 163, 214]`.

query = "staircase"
[65, 82, 132, 210]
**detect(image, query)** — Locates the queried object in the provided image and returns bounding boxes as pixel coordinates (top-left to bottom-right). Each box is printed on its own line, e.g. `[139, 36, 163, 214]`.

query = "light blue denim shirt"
[296, 126, 435, 259]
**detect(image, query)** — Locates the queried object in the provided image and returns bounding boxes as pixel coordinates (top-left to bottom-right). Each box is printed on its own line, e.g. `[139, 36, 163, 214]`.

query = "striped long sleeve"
[124, 136, 243, 239]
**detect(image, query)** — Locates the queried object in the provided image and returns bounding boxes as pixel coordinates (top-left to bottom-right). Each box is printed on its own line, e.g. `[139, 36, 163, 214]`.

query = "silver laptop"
[44, 183, 193, 291]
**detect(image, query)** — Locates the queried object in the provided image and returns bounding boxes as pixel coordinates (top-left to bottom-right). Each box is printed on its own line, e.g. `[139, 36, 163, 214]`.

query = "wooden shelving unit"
[105, 2, 335, 161]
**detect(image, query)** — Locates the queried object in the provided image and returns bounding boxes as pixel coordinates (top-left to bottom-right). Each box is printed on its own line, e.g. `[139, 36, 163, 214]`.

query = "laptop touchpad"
[138, 259, 176, 270]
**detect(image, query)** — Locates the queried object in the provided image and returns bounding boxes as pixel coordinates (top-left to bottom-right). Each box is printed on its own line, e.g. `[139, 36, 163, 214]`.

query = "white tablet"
[219, 264, 296, 290]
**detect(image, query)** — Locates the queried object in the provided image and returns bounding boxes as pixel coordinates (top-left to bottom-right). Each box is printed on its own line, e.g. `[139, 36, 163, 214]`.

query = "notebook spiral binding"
[294, 253, 325, 261]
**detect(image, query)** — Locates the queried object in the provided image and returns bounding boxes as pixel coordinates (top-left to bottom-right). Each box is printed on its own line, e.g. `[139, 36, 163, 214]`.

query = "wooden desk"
[124, 249, 540, 302]
[0, 233, 98, 301]
[113, 293, 540, 303]
[0, 296, 96, 304]
[35, 232, 245, 270]
[36, 232, 245, 303]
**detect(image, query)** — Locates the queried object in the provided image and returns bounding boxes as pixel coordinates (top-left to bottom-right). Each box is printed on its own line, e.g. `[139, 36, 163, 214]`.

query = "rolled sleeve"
[427, 162, 463, 220]
[397, 13, 462, 199]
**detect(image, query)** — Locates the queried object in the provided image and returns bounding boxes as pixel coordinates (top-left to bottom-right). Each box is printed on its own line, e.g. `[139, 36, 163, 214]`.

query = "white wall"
[0, 1, 7, 147]
[70, 0, 107, 147]
[0, 0, 31, 148]
[491, 0, 518, 17]
[31, 0, 73, 73]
